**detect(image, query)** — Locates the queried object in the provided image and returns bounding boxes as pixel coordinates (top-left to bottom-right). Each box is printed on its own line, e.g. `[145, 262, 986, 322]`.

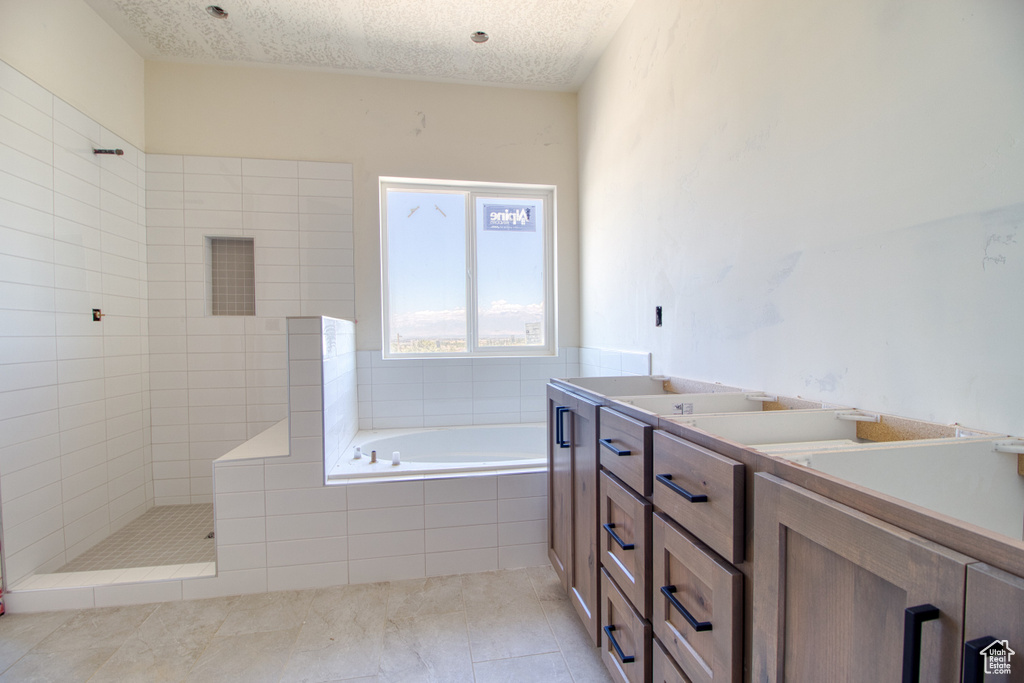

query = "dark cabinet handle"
[603, 523, 634, 551]
[603, 625, 635, 664]
[963, 635, 997, 683]
[902, 604, 940, 683]
[555, 406, 570, 448]
[661, 585, 713, 632]
[599, 438, 631, 456]
[656, 474, 708, 503]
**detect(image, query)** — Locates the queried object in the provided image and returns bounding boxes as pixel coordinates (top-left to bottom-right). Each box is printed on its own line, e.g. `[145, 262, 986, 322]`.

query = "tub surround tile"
[426, 549, 499, 577]
[349, 555, 425, 584]
[498, 543, 548, 569]
[267, 561, 349, 592]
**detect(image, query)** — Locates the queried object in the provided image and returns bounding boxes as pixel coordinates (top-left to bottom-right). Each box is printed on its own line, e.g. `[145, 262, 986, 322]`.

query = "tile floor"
[0, 566, 612, 683]
[57, 505, 216, 573]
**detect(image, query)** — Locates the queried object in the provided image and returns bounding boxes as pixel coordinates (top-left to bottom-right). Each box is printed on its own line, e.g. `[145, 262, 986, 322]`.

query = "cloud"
[392, 300, 544, 338]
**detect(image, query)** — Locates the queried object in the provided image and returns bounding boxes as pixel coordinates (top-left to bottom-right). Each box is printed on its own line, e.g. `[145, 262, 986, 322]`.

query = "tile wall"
[145, 154, 354, 505]
[205, 316, 548, 596]
[354, 346, 651, 430]
[356, 349, 580, 430]
[0, 59, 153, 586]
[320, 318, 359, 476]
[579, 347, 651, 378]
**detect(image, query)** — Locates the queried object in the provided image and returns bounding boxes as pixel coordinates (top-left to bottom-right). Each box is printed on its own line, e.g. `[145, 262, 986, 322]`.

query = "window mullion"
[465, 190, 478, 354]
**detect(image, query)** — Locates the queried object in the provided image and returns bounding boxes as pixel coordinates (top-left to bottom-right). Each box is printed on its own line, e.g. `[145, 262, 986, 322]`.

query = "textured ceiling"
[85, 0, 637, 90]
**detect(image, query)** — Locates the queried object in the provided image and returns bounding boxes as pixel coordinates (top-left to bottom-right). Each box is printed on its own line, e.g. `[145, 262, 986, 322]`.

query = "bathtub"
[327, 423, 546, 483]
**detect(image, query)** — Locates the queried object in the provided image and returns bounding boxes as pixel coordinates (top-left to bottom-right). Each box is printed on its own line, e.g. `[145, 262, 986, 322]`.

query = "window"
[380, 178, 555, 358]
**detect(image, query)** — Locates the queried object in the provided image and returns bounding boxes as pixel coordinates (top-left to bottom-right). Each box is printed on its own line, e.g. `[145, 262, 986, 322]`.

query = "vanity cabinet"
[601, 471, 652, 618]
[653, 513, 742, 683]
[549, 377, 1024, 683]
[652, 431, 744, 565]
[752, 473, 971, 682]
[962, 564, 1024, 683]
[547, 383, 602, 645]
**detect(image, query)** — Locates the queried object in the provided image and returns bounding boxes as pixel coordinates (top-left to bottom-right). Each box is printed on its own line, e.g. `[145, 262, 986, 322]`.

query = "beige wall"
[145, 62, 580, 351]
[578, 0, 1024, 435]
[0, 0, 145, 147]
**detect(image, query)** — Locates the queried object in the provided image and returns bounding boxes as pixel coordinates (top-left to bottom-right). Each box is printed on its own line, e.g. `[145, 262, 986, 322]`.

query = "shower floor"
[56, 504, 216, 573]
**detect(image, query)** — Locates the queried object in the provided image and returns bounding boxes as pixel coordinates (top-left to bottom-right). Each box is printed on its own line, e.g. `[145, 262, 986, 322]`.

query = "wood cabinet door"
[570, 394, 602, 645]
[547, 385, 573, 591]
[962, 563, 1024, 683]
[752, 473, 973, 683]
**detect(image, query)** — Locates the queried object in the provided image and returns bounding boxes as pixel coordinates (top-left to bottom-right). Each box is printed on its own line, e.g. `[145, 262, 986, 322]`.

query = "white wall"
[0, 59, 152, 585]
[578, 0, 1024, 435]
[143, 62, 580, 354]
[0, 0, 145, 147]
[145, 155, 354, 504]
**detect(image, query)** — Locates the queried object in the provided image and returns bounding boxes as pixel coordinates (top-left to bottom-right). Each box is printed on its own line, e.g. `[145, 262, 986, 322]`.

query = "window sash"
[380, 178, 556, 359]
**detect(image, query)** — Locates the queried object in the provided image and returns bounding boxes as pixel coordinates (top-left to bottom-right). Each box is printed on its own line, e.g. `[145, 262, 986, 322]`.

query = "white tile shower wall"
[198, 316, 550, 598]
[578, 347, 651, 378]
[0, 59, 153, 586]
[356, 349, 581, 429]
[146, 155, 354, 505]
[319, 318, 358, 476]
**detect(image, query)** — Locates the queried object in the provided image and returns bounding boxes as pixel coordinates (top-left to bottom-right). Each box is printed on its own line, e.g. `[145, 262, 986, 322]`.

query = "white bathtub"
[327, 423, 546, 483]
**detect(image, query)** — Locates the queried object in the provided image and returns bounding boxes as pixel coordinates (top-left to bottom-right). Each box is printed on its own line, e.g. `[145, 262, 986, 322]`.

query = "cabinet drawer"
[652, 430, 744, 563]
[599, 407, 654, 496]
[601, 568, 652, 683]
[653, 637, 692, 683]
[600, 471, 652, 619]
[653, 513, 742, 683]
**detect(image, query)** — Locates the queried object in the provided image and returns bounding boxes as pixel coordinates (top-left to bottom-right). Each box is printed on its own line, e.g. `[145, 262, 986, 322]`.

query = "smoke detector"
[470, 31, 489, 44]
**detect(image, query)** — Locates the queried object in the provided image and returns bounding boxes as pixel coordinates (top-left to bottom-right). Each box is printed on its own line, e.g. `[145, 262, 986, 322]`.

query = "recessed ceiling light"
[470, 31, 489, 44]
[206, 5, 229, 19]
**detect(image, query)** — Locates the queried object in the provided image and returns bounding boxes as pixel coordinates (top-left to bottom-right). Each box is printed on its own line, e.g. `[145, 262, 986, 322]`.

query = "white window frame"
[380, 177, 556, 359]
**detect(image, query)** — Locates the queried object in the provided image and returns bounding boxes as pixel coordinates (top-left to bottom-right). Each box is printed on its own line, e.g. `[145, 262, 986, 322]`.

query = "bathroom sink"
[564, 375, 740, 396]
[611, 391, 823, 416]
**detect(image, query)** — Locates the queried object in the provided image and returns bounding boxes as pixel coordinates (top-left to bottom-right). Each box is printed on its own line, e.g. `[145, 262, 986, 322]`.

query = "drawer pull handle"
[963, 635, 997, 683]
[555, 406, 570, 448]
[662, 585, 713, 632]
[656, 474, 708, 503]
[599, 438, 631, 456]
[902, 604, 940, 683]
[603, 523, 635, 551]
[603, 625, 636, 664]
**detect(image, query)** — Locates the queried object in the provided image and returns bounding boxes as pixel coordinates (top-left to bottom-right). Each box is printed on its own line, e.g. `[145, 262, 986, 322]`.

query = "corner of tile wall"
[356, 347, 582, 429]
[0, 58, 152, 585]
[578, 347, 651, 378]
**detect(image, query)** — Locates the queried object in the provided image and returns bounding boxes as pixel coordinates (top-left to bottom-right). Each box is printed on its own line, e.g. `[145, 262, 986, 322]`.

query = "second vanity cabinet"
[548, 376, 1024, 683]
[752, 473, 971, 681]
